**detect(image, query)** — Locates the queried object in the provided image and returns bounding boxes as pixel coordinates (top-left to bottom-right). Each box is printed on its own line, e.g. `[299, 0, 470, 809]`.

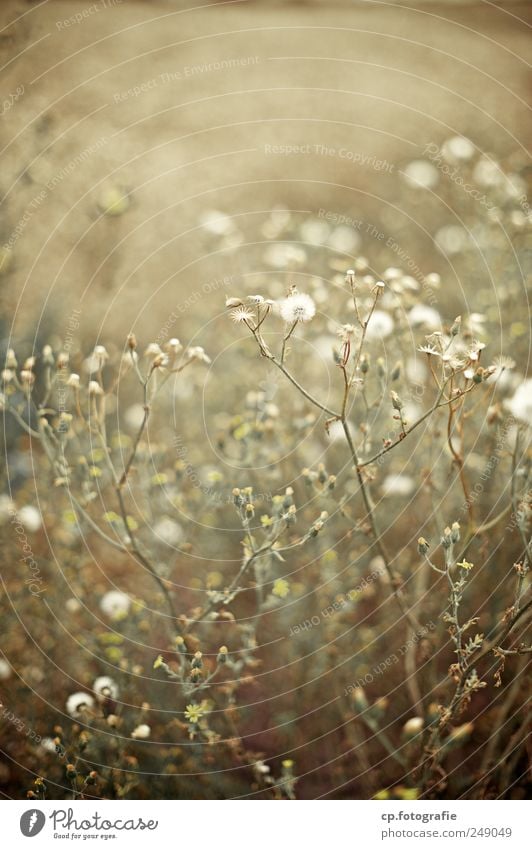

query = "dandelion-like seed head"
[279, 293, 316, 324]
[93, 676, 119, 701]
[66, 691, 95, 717]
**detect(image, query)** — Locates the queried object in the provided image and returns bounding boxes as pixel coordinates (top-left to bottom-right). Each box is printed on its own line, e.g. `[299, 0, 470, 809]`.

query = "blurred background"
[0, 0, 531, 801]
[0, 0, 530, 344]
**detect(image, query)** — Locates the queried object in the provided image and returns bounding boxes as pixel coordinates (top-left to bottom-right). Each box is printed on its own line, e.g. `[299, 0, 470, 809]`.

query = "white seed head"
[278, 293, 316, 323]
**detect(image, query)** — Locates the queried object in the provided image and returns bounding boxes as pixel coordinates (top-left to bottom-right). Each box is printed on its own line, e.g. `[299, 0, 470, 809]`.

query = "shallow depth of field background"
[0, 0, 531, 800]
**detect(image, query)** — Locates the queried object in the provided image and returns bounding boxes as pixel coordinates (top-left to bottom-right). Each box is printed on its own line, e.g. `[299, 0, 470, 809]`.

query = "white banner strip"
[2, 799, 529, 848]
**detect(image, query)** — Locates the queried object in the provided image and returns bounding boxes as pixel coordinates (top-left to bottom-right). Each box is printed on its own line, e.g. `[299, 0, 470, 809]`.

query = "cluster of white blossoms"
[226, 290, 317, 326]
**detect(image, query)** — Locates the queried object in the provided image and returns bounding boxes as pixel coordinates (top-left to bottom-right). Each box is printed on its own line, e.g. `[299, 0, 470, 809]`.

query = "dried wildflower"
[247, 295, 265, 305]
[505, 379, 532, 423]
[492, 355, 515, 372]
[231, 306, 254, 324]
[131, 724, 151, 739]
[93, 676, 119, 700]
[167, 338, 182, 354]
[365, 310, 394, 340]
[20, 370, 35, 385]
[336, 323, 357, 341]
[18, 505, 42, 532]
[99, 590, 131, 619]
[187, 346, 211, 364]
[403, 716, 424, 736]
[191, 651, 203, 670]
[418, 537, 430, 555]
[351, 687, 368, 712]
[441, 527, 453, 548]
[217, 646, 228, 664]
[418, 344, 440, 357]
[408, 304, 441, 330]
[0, 659, 12, 680]
[278, 293, 316, 323]
[450, 316, 462, 337]
[88, 380, 103, 396]
[144, 343, 162, 357]
[5, 349, 17, 369]
[67, 373, 80, 388]
[390, 390, 403, 411]
[254, 760, 270, 776]
[66, 692, 95, 717]
[345, 268, 356, 286]
[225, 297, 244, 308]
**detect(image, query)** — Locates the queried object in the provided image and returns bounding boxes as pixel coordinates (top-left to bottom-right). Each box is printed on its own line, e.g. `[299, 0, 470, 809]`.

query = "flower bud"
[441, 526, 452, 548]
[403, 716, 424, 737]
[351, 687, 368, 712]
[417, 537, 430, 556]
[191, 651, 203, 670]
[451, 316, 462, 337]
[391, 361, 402, 381]
[390, 390, 403, 411]
[67, 373, 80, 388]
[451, 521, 460, 543]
